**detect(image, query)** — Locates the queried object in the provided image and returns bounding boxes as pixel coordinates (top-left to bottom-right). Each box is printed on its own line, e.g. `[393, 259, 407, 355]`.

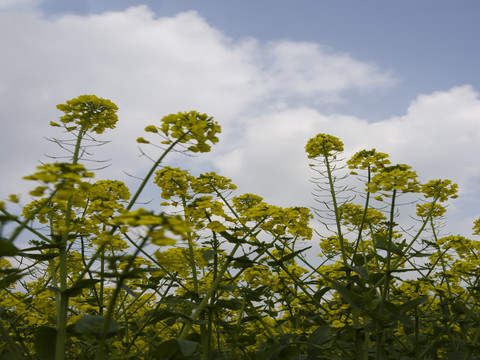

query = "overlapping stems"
[306, 133, 462, 359]
[2, 96, 479, 359]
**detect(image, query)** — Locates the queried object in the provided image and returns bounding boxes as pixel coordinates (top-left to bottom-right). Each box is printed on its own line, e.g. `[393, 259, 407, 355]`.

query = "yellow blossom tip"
[136, 137, 149, 144]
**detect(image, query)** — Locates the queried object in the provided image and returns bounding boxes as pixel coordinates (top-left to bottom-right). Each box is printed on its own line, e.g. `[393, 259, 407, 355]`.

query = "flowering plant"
[1, 97, 479, 359]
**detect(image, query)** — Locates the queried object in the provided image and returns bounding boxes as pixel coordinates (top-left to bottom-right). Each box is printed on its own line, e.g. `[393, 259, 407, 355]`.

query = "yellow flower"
[136, 137, 149, 144]
[331, 320, 346, 328]
[159, 111, 221, 153]
[144, 125, 158, 133]
[56, 95, 118, 134]
[347, 148, 391, 172]
[305, 133, 344, 158]
[422, 179, 458, 202]
[206, 220, 228, 232]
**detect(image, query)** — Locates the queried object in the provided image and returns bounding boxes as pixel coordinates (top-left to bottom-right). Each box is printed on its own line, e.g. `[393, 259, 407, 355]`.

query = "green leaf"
[213, 299, 242, 310]
[313, 287, 330, 302]
[0, 238, 19, 257]
[19, 252, 58, 260]
[73, 315, 119, 338]
[0, 273, 23, 288]
[375, 236, 405, 256]
[153, 339, 198, 359]
[64, 279, 100, 297]
[177, 339, 198, 356]
[267, 247, 311, 266]
[217, 284, 237, 292]
[121, 283, 139, 298]
[229, 255, 255, 269]
[201, 249, 216, 262]
[220, 231, 246, 244]
[147, 309, 181, 325]
[34, 326, 56, 360]
[346, 265, 369, 280]
[308, 326, 336, 345]
[331, 281, 365, 312]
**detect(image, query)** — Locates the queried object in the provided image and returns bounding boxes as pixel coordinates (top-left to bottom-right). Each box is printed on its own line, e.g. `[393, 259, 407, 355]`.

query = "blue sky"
[1, 0, 480, 237]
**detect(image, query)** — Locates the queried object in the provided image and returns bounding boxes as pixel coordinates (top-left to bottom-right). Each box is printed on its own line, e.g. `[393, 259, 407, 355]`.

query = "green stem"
[94, 235, 149, 360]
[178, 241, 242, 340]
[55, 125, 86, 360]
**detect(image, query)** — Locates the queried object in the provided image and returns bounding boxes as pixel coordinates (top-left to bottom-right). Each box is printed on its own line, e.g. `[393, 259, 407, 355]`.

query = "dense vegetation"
[1, 95, 479, 359]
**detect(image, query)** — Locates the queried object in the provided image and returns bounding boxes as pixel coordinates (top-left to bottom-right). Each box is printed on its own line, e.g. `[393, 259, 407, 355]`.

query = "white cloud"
[0, 5, 394, 196]
[1, 5, 478, 236]
[261, 41, 397, 102]
[212, 85, 480, 235]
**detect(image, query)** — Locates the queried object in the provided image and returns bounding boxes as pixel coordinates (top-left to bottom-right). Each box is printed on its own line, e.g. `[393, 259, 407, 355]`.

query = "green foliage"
[0, 97, 480, 359]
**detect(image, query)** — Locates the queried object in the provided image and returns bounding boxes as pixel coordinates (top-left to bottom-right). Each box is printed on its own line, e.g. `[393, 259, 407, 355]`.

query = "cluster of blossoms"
[111, 208, 192, 246]
[52, 94, 118, 134]
[366, 164, 420, 194]
[305, 133, 344, 158]
[138, 111, 221, 153]
[337, 202, 386, 230]
[231, 193, 313, 239]
[23, 163, 94, 199]
[4, 93, 480, 360]
[421, 179, 459, 202]
[347, 149, 391, 173]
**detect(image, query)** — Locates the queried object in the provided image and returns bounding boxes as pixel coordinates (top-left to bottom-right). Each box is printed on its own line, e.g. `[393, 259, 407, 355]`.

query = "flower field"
[1, 95, 479, 359]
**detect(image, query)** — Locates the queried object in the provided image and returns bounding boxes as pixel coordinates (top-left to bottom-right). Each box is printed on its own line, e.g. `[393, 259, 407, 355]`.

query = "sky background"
[1, 0, 480, 239]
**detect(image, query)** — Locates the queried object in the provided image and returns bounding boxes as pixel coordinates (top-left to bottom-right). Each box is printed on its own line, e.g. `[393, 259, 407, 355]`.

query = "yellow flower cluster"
[24, 162, 94, 198]
[337, 202, 386, 229]
[367, 164, 420, 194]
[347, 148, 391, 173]
[473, 217, 480, 235]
[144, 111, 221, 153]
[111, 208, 192, 246]
[185, 196, 233, 230]
[191, 172, 237, 194]
[154, 167, 195, 200]
[436, 235, 480, 258]
[55, 95, 118, 134]
[232, 194, 313, 239]
[83, 180, 131, 219]
[415, 202, 447, 218]
[421, 179, 459, 202]
[305, 133, 344, 158]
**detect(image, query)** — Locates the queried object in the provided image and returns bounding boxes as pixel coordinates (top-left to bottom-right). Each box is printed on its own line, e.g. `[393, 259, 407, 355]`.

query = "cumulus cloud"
[213, 85, 480, 235]
[1, 4, 478, 235]
[261, 41, 397, 102]
[0, 5, 394, 194]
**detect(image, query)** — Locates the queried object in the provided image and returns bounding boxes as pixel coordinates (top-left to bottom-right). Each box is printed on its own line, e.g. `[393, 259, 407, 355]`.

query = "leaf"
[73, 315, 119, 338]
[34, 326, 56, 360]
[331, 281, 365, 312]
[0, 273, 23, 288]
[308, 326, 336, 345]
[0, 238, 19, 257]
[121, 283, 139, 298]
[153, 339, 198, 359]
[220, 231, 246, 244]
[177, 339, 198, 356]
[313, 287, 331, 302]
[147, 309, 184, 326]
[213, 299, 242, 311]
[201, 249, 216, 262]
[267, 247, 311, 266]
[19, 252, 58, 261]
[217, 284, 237, 292]
[346, 264, 369, 280]
[229, 255, 255, 269]
[397, 296, 428, 314]
[375, 236, 405, 256]
[64, 279, 100, 297]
